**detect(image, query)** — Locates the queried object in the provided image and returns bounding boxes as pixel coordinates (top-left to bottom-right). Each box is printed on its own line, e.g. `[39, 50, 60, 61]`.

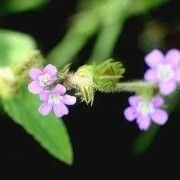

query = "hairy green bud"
[64, 59, 125, 105]
[65, 65, 95, 105]
[93, 59, 125, 92]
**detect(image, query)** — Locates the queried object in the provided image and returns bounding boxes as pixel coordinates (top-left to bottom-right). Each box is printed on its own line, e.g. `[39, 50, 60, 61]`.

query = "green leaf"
[2, 85, 73, 165]
[0, 0, 49, 15]
[0, 29, 37, 67]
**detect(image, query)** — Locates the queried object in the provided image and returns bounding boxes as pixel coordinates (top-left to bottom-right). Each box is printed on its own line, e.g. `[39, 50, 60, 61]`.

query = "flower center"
[156, 64, 174, 81]
[137, 101, 155, 116]
[39, 74, 51, 87]
[48, 94, 62, 105]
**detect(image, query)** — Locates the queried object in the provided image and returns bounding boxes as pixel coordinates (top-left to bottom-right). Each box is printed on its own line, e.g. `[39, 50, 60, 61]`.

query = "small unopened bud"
[63, 59, 125, 105]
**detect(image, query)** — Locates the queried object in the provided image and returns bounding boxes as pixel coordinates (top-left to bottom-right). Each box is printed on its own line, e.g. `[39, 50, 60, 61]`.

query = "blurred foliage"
[0, 29, 37, 66]
[0, 0, 49, 15]
[138, 21, 168, 51]
[133, 125, 159, 154]
[48, 0, 169, 66]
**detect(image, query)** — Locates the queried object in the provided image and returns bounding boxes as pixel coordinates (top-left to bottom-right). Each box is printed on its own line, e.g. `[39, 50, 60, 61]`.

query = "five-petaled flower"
[38, 84, 76, 117]
[144, 49, 180, 95]
[124, 95, 168, 130]
[28, 64, 58, 94]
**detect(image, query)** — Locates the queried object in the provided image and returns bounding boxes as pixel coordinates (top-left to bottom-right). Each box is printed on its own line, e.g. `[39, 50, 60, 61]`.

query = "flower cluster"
[27, 49, 180, 131]
[28, 64, 76, 117]
[124, 49, 180, 130]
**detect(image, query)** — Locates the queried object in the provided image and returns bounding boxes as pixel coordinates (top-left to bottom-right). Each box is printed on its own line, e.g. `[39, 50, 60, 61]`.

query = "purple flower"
[124, 95, 168, 130]
[28, 64, 58, 94]
[38, 84, 76, 117]
[144, 49, 180, 95]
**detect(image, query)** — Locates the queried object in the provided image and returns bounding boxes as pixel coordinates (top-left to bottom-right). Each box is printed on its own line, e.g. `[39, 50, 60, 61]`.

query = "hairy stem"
[115, 81, 156, 94]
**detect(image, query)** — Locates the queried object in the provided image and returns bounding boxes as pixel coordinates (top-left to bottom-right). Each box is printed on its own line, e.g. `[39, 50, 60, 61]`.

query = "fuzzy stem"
[115, 81, 156, 93]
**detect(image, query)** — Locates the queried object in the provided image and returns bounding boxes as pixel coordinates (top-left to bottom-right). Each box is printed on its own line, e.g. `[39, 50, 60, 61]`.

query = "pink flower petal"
[62, 95, 76, 105]
[124, 107, 137, 121]
[175, 67, 180, 82]
[50, 76, 58, 83]
[151, 109, 168, 125]
[38, 103, 52, 116]
[128, 96, 141, 107]
[137, 116, 151, 130]
[53, 84, 66, 95]
[29, 68, 42, 80]
[151, 96, 164, 108]
[159, 81, 176, 95]
[144, 69, 157, 82]
[39, 90, 51, 101]
[28, 81, 43, 94]
[53, 103, 69, 117]
[165, 49, 180, 67]
[43, 64, 57, 76]
[145, 49, 164, 68]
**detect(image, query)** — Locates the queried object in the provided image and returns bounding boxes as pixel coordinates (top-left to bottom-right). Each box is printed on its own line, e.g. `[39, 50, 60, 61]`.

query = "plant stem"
[115, 81, 155, 93]
[47, 12, 99, 67]
[88, 0, 130, 63]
